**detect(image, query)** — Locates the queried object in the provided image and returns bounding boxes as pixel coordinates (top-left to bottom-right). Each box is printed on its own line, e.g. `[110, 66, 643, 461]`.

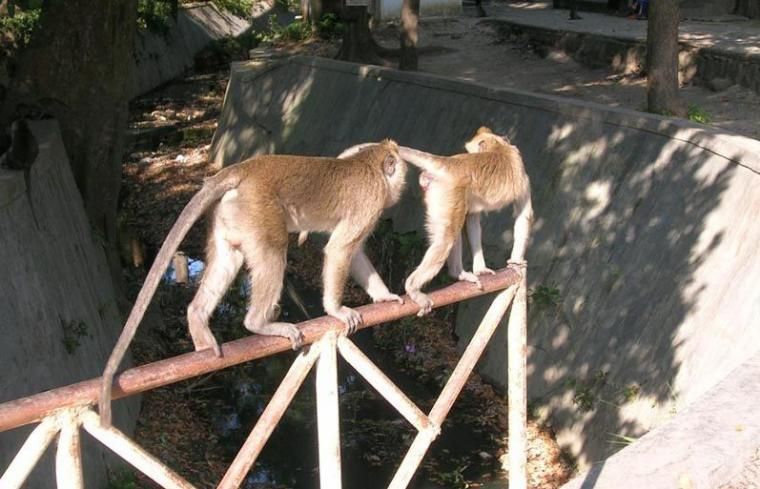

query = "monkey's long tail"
[99, 166, 244, 426]
[397, 146, 450, 179]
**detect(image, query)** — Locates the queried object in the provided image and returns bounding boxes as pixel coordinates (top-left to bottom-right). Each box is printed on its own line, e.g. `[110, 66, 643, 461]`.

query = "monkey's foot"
[190, 328, 222, 357]
[473, 265, 496, 276]
[372, 292, 405, 305]
[328, 306, 363, 334]
[246, 322, 304, 350]
[507, 259, 527, 271]
[408, 290, 434, 316]
[458, 271, 484, 290]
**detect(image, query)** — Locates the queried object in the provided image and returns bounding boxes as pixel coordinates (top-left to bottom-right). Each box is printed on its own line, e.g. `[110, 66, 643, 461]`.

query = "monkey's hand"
[408, 290, 434, 317]
[457, 271, 484, 290]
[372, 292, 405, 305]
[328, 306, 363, 335]
[507, 259, 527, 271]
[473, 265, 496, 276]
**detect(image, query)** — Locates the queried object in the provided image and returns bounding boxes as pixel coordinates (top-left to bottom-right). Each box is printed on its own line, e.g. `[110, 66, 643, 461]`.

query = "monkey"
[0, 119, 40, 228]
[99, 141, 407, 426]
[396, 126, 533, 315]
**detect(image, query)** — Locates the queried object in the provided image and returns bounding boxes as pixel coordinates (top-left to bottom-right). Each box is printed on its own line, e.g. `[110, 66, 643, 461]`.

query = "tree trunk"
[733, 0, 760, 18]
[646, 0, 686, 117]
[336, 5, 384, 64]
[1, 0, 138, 287]
[399, 0, 420, 70]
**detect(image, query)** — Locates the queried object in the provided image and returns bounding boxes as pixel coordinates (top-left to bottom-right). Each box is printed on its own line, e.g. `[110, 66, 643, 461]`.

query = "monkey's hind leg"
[243, 240, 304, 350]
[446, 234, 483, 289]
[187, 233, 244, 356]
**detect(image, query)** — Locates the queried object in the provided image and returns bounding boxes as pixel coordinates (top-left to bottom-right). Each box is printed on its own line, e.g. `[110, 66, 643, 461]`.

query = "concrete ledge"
[484, 19, 760, 94]
[562, 350, 760, 489]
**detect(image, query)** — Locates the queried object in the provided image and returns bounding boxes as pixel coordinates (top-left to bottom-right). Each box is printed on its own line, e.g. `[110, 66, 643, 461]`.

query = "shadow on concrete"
[207, 56, 758, 474]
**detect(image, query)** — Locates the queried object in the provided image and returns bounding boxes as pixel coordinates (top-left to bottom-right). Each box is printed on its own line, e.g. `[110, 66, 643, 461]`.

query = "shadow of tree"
[209, 55, 760, 475]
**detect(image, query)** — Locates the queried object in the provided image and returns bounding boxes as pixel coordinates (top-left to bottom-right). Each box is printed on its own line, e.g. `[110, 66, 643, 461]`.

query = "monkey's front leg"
[466, 213, 495, 276]
[507, 196, 534, 269]
[350, 248, 404, 304]
[323, 232, 363, 333]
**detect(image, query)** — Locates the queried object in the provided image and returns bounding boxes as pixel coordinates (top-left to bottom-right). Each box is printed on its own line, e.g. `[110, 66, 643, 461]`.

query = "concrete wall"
[562, 350, 760, 489]
[0, 121, 140, 487]
[208, 56, 760, 469]
[131, 2, 250, 97]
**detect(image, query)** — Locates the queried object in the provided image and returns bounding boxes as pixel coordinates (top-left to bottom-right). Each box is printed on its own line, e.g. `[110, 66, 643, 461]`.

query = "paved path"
[481, 1, 760, 56]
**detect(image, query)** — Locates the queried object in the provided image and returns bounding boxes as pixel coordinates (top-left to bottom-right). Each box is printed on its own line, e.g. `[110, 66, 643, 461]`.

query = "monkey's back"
[451, 146, 529, 212]
[231, 155, 389, 232]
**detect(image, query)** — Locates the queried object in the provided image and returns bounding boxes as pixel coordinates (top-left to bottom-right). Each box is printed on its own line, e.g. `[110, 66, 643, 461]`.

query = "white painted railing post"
[0, 416, 59, 489]
[56, 409, 84, 489]
[507, 270, 528, 489]
[388, 283, 520, 489]
[218, 343, 322, 489]
[316, 331, 342, 489]
[80, 410, 196, 489]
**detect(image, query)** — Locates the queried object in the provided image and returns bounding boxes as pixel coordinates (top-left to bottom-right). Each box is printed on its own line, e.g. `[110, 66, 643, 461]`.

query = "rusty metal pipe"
[0, 268, 520, 433]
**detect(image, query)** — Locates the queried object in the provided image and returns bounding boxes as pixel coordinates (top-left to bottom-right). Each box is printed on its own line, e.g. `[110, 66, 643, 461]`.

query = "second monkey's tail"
[98, 165, 245, 426]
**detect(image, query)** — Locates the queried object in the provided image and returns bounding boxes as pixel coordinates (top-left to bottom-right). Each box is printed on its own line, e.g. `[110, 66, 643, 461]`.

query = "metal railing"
[0, 266, 527, 489]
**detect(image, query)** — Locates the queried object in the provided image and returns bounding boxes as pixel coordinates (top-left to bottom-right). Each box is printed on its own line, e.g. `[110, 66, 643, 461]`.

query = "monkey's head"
[378, 139, 407, 207]
[465, 126, 511, 154]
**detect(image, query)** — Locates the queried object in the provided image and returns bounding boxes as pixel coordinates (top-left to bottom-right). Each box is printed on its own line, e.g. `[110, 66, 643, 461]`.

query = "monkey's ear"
[476, 126, 492, 135]
[383, 154, 397, 176]
[478, 139, 488, 151]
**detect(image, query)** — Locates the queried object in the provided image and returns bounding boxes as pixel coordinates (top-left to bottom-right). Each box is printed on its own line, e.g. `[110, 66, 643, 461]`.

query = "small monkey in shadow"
[398, 127, 533, 315]
[0, 119, 40, 227]
[100, 141, 407, 425]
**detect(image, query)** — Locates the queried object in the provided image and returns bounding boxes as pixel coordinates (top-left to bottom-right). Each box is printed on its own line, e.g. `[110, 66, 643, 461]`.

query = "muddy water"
[164, 259, 503, 489]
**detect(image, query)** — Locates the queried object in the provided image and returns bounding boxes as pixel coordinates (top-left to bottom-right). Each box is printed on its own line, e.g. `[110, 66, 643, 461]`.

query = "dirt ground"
[366, 10, 760, 141]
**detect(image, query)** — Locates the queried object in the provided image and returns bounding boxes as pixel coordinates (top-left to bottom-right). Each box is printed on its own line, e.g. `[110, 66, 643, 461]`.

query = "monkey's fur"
[398, 127, 533, 315]
[100, 141, 407, 425]
[0, 120, 40, 227]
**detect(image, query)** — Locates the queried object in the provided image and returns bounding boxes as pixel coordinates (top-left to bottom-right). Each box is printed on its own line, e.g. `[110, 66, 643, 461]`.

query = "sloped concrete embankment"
[0, 121, 139, 487]
[131, 2, 250, 97]
[209, 56, 760, 471]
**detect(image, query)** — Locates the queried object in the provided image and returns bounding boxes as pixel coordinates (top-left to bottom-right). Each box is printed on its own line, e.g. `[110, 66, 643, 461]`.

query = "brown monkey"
[99, 142, 407, 425]
[398, 127, 533, 315]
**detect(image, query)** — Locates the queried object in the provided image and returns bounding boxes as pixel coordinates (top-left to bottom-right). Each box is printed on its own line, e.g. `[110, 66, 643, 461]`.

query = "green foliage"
[607, 432, 638, 448]
[60, 317, 91, 354]
[0, 8, 41, 49]
[427, 455, 470, 488]
[107, 469, 139, 489]
[316, 13, 344, 39]
[687, 104, 711, 124]
[136, 0, 175, 34]
[211, 0, 254, 18]
[567, 370, 608, 413]
[530, 284, 562, 309]
[256, 13, 344, 44]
